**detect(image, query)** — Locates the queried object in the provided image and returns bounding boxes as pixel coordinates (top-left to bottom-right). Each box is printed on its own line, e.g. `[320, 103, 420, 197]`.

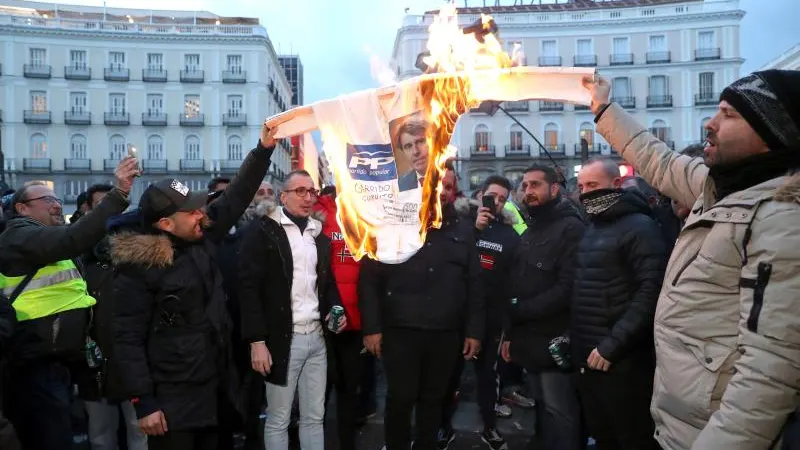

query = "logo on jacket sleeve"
[347, 143, 397, 182]
[479, 253, 495, 270]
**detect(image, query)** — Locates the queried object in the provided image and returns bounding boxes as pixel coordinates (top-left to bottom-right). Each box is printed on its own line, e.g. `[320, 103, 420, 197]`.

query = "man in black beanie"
[582, 70, 800, 450]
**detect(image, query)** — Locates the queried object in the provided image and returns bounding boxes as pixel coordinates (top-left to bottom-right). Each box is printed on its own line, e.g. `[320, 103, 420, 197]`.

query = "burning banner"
[267, 5, 595, 264]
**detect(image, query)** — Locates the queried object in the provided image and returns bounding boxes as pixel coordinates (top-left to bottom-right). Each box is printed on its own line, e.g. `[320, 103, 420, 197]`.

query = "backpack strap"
[8, 271, 38, 305]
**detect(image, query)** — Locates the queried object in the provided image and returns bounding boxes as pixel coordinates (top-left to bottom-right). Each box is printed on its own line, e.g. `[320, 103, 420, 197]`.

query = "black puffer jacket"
[506, 197, 586, 371]
[570, 190, 667, 366]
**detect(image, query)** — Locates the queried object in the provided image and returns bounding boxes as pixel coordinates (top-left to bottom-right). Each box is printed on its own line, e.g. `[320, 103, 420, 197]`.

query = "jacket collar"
[453, 197, 518, 226]
[702, 172, 800, 211]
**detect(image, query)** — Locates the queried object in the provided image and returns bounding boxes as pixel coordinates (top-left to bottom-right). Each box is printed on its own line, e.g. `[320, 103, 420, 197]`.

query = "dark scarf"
[526, 196, 559, 220]
[579, 188, 624, 215]
[709, 150, 800, 200]
[283, 208, 309, 234]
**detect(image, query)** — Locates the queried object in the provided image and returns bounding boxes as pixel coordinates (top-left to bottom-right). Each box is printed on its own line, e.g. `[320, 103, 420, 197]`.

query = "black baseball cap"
[140, 179, 207, 224]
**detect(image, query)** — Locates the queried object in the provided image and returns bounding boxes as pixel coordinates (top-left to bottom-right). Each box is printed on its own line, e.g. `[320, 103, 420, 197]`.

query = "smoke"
[364, 45, 398, 87]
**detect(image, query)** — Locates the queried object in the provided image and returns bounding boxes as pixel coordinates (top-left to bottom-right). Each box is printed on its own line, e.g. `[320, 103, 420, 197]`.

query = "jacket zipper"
[746, 262, 772, 333]
[671, 252, 699, 286]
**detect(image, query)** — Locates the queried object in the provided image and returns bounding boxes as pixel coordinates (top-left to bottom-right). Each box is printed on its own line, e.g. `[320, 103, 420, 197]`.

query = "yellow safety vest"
[0, 259, 96, 322]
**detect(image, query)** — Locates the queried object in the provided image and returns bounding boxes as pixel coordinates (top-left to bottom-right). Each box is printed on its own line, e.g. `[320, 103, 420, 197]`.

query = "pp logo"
[347, 143, 397, 182]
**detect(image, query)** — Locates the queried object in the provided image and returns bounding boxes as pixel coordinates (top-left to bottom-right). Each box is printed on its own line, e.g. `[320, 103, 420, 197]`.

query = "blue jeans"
[264, 330, 327, 450]
[7, 360, 72, 450]
[528, 370, 582, 450]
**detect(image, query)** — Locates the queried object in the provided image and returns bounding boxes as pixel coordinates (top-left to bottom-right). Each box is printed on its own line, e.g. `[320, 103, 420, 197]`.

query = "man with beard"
[501, 165, 586, 450]
[583, 70, 800, 448]
[110, 123, 278, 450]
[360, 165, 485, 450]
[573, 158, 666, 450]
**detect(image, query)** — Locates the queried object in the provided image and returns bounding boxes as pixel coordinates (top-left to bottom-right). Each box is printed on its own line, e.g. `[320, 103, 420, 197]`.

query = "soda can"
[548, 335, 572, 370]
[328, 305, 345, 332]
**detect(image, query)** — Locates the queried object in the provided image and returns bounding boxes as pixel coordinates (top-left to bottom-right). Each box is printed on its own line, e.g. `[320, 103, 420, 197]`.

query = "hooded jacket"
[598, 102, 800, 450]
[570, 189, 666, 366]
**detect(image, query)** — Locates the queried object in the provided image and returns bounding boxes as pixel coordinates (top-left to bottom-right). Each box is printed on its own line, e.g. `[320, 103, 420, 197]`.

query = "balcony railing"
[503, 101, 529, 112]
[142, 68, 167, 82]
[142, 113, 168, 126]
[180, 159, 205, 172]
[542, 144, 566, 155]
[540, 101, 564, 112]
[647, 95, 673, 108]
[574, 104, 591, 111]
[222, 70, 246, 83]
[23, 110, 52, 124]
[574, 143, 607, 156]
[611, 96, 636, 109]
[104, 112, 130, 126]
[23, 158, 52, 172]
[222, 113, 247, 127]
[103, 159, 120, 171]
[104, 67, 130, 81]
[574, 54, 597, 67]
[180, 114, 205, 127]
[143, 159, 168, 173]
[65, 65, 91, 80]
[219, 159, 243, 173]
[694, 92, 719, 106]
[470, 146, 496, 156]
[538, 56, 562, 67]
[610, 53, 634, 65]
[64, 158, 91, 172]
[180, 69, 205, 83]
[505, 144, 531, 156]
[64, 110, 91, 125]
[23, 64, 52, 78]
[646, 51, 671, 64]
[695, 47, 721, 61]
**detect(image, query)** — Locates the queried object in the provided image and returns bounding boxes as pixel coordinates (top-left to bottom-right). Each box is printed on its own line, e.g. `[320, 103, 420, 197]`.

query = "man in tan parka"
[582, 70, 800, 450]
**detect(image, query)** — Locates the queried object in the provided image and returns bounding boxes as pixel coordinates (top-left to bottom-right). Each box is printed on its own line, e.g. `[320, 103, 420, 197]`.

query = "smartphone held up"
[127, 144, 142, 176]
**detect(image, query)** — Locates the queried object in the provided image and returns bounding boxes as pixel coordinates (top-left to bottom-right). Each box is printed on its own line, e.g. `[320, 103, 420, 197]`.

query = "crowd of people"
[0, 68, 798, 450]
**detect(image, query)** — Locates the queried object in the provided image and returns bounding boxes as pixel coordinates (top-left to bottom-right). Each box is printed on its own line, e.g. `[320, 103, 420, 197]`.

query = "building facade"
[278, 54, 304, 107]
[759, 43, 800, 71]
[0, 0, 294, 208]
[392, 0, 744, 193]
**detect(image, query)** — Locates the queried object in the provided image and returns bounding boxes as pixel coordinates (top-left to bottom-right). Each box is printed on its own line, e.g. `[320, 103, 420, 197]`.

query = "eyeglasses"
[23, 195, 63, 206]
[284, 187, 319, 198]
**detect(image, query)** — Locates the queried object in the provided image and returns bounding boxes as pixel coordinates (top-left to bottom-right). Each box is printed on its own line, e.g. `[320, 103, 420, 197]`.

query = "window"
[506, 40, 526, 65]
[109, 93, 126, 114]
[612, 77, 631, 98]
[109, 134, 126, 160]
[699, 72, 715, 97]
[30, 133, 47, 158]
[577, 39, 592, 55]
[185, 54, 200, 71]
[227, 95, 243, 116]
[147, 53, 163, 70]
[227, 55, 243, 73]
[29, 48, 46, 66]
[474, 125, 490, 152]
[579, 122, 594, 149]
[227, 136, 243, 160]
[70, 92, 87, 113]
[504, 169, 524, 186]
[109, 51, 126, 70]
[698, 31, 714, 49]
[650, 120, 670, 142]
[509, 124, 523, 151]
[184, 135, 201, 159]
[66, 180, 89, 200]
[184, 95, 201, 117]
[649, 75, 669, 97]
[30, 91, 47, 112]
[649, 35, 667, 51]
[469, 171, 492, 191]
[541, 40, 557, 57]
[612, 37, 629, 54]
[70, 50, 87, 69]
[544, 123, 559, 149]
[701, 117, 711, 142]
[147, 94, 163, 114]
[147, 135, 164, 159]
[70, 134, 87, 159]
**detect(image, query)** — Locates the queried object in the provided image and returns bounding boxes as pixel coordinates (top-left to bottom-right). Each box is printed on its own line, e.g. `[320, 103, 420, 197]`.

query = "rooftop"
[426, 0, 695, 14]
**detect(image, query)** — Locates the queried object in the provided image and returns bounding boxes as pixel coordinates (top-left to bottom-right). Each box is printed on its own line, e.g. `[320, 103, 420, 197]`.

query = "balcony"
[104, 67, 130, 82]
[222, 113, 247, 127]
[180, 159, 205, 172]
[104, 112, 130, 126]
[538, 56, 562, 67]
[470, 146, 496, 157]
[695, 47, 721, 61]
[694, 92, 719, 106]
[103, 159, 120, 171]
[646, 51, 671, 64]
[541, 144, 566, 156]
[65, 65, 91, 80]
[219, 159, 243, 173]
[505, 145, 531, 157]
[180, 70, 205, 83]
[222, 70, 246, 83]
[574, 143, 607, 156]
[143, 159, 168, 173]
[64, 158, 91, 172]
[573, 54, 597, 67]
[574, 104, 591, 111]
[610, 53, 634, 66]
[23, 158, 52, 172]
[611, 96, 636, 109]
[540, 101, 564, 112]
[23, 64, 52, 79]
[647, 95, 673, 108]
[64, 110, 91, 125]
[142, 112, 168, 126]
[142, 68, 168, 82]
[180, 114, 205, 127]
[503, 101, 529, 112]
[23, 110, 52, 124]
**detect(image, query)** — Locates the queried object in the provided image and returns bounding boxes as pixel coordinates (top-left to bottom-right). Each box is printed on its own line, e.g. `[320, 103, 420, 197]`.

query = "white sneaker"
[494, 403, 512, 418]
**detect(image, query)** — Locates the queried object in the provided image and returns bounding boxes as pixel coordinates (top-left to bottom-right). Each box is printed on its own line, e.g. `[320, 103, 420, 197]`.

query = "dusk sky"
[64, 0, 799, 107]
